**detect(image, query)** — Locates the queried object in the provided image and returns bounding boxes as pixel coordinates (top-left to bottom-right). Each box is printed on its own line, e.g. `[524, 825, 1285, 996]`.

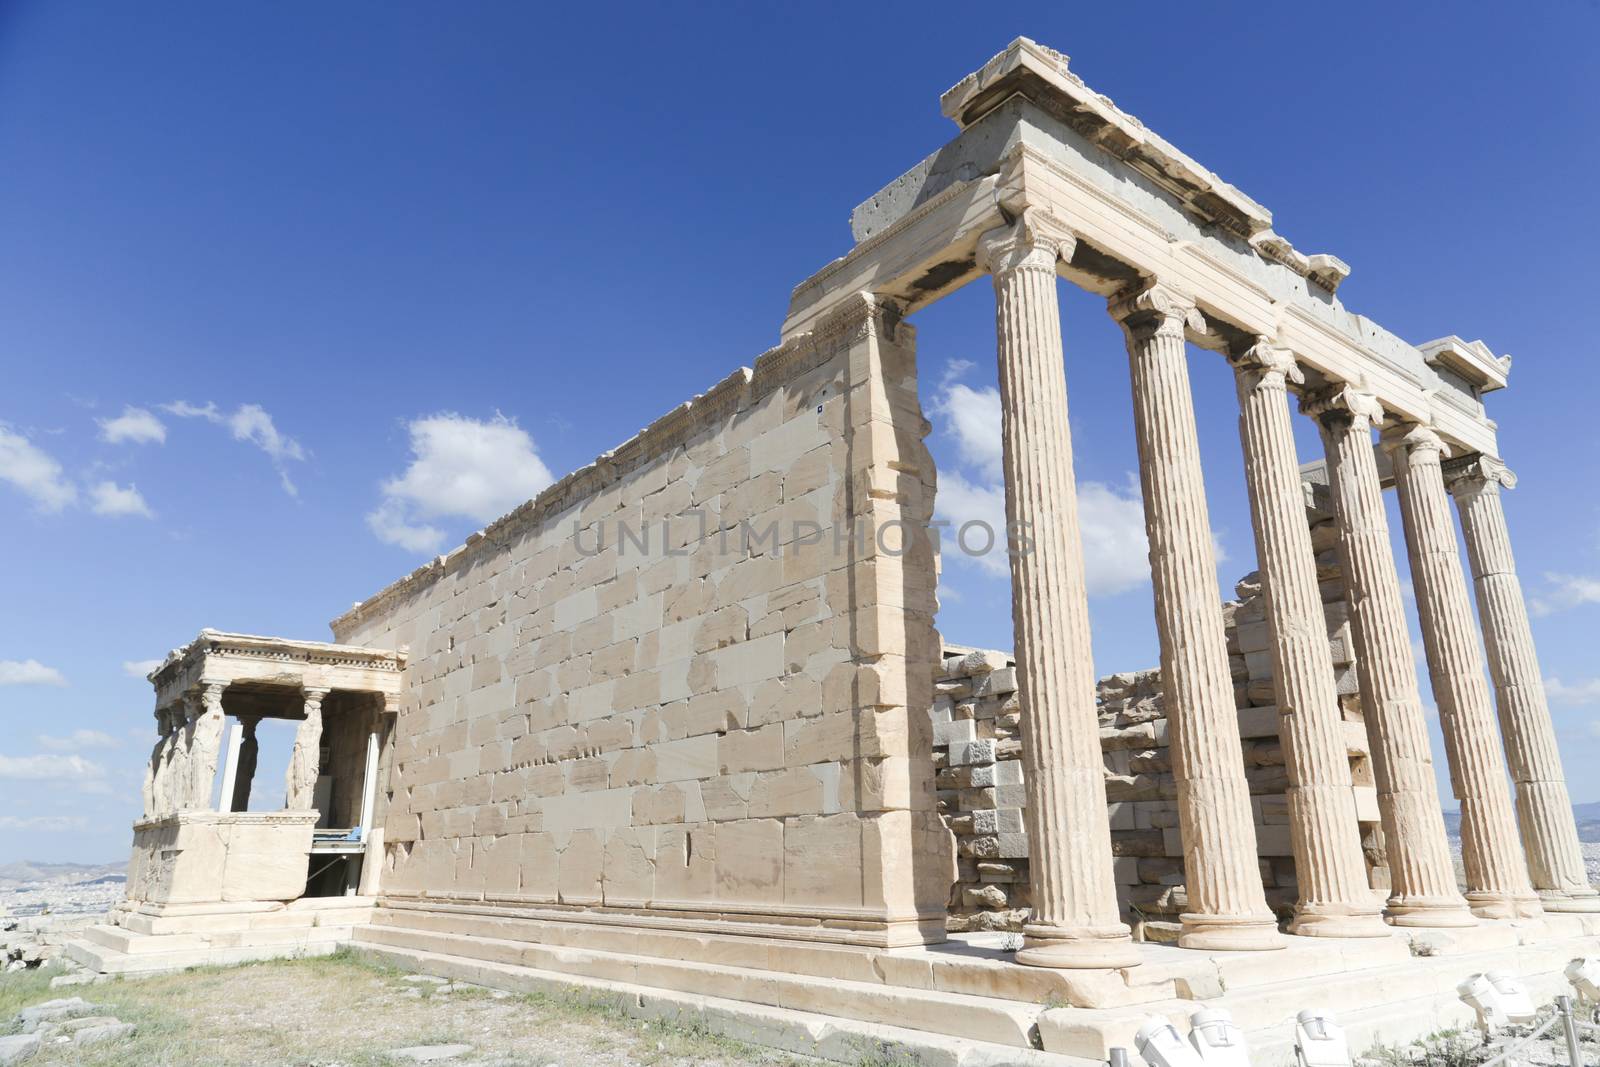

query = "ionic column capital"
[1300, 384, 1385, 432]
[976, 210, 1075, 276]
[1379, 420, 1448, 460]
[1443, 453, 1518, 499]
[1228, 335, 1304, 391]
[1107, 280, 1203, 343]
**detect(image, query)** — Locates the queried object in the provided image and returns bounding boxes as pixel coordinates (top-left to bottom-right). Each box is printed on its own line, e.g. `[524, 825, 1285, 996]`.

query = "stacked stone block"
[331, 295, 952, 948]
[934, 483, 1387, 936]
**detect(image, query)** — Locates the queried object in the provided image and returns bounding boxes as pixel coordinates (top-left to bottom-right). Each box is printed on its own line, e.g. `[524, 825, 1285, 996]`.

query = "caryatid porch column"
[186, 681, 228, 811]
[1110, 282, 1282, 952]
[141, 708, 170, 819]
[1229, 340, 1387, 937]
[168, 699, 197, 811]
[286, 686, 330, 810]
[976, 212, 1139, 969]
[1445, 456, 1599, 910]
[1303, 388, 1475, 927]
[1387, 424, 1541, 919]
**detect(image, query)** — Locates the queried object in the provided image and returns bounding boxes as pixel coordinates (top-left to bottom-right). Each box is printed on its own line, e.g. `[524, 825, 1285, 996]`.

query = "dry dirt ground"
[0, 951, 843, 1067]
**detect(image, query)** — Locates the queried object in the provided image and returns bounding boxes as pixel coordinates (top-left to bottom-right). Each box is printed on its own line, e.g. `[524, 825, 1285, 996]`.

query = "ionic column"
[1386, 423, 1540, 919]
[1445, 456, 1599, 910]
[1110, 282, 1282, 952]
[286, 686, 330, 811]
[187, 681, 227, 811]
[1230, 340, 1387, 938]
[1303, 388, 1474, 927]
[977, 213, 1139, 969]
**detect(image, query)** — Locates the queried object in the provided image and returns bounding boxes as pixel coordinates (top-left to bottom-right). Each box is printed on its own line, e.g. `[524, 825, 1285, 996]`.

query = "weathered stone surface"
[0, 1034, 41, 1065]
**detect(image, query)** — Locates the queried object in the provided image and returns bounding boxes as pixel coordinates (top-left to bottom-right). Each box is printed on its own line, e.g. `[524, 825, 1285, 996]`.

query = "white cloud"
[930, 379, 1004, 481]
[1531, 573, 1600, 617]
[88, 480, 153, 518]
[98, 406, 166, 445]
[0, 660, 67, 687]
[0, 815, 88, 832]
[1546, 677, 1600, 707]
[368, 413, 555, 553]
[123, 659, 162, 680]
[0, 424, 77, 512]
[929, 367, 1149, 597]
[37, 729, 119, 752]
[164, 401, 306, 495]
[0, 753, 104, 782]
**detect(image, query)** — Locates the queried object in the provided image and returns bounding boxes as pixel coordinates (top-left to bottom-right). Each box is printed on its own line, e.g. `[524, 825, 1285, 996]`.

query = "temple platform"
[61, 899, 1600, 1063]
[343, 905, 1600, 1066]
[62, 897, 374, 975]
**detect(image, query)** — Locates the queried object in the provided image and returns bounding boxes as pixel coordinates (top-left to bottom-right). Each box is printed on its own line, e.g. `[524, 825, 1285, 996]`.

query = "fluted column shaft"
[978, 215, 1138, 969]
[1446, 458, 1598, 908]
[1112, 283, 1282, 952]
[1231, 342, 1387, 937]
[186, 681, 227, 811]
[286, 687, 329, 810]
[1388, 424, 1539, 919]
[1306, 390, 1474, 927]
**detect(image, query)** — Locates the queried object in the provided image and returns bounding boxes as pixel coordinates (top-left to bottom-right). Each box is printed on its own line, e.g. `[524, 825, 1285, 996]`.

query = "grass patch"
[0, 963, 68, 1030]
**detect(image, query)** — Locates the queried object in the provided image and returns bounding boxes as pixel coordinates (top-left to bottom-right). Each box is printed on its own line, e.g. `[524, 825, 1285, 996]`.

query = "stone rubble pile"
[0, 997, 136, 1064]
[934, 487, 1388, 935]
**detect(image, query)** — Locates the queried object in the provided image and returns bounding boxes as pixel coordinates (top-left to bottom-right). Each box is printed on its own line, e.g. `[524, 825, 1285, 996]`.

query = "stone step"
[63, 934, 342, 976]
[352, 919, 1043, 1049]
[77, 924, 208, 955]
[349, 938, 1096, 1067]
[120, 903, 373, 936]
[365, 905, 1127, 1007]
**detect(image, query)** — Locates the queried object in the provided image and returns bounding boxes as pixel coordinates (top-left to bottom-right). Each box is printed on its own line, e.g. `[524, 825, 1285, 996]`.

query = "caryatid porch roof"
[784, 36, 1510, 460]
[147, 629, 405, 712]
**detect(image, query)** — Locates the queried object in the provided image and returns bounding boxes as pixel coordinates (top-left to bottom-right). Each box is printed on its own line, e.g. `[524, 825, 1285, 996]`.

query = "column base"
[1178, 913, 1285, 952]
[1538, 888, 1600, 913]
[1384, 895, 1480, 929]
[1288, 905, 1392, 939]
[1466, 890, 1544, 921]
[1016, 922, 1142, 970]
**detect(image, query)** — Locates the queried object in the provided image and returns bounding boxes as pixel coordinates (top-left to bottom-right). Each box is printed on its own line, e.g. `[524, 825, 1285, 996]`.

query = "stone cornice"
[940, 39, 1280, 246]
[150, 630, 406, 690]
[1420, 336, 1511, 394]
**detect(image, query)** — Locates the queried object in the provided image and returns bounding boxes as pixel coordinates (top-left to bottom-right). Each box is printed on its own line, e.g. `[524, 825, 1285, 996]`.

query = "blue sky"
[2, 2, 1598, 864]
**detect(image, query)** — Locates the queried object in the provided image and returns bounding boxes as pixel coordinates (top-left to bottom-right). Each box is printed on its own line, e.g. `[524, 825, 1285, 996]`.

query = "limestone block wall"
[331, 296, 953, 947]
[936, 488, 1386, 935]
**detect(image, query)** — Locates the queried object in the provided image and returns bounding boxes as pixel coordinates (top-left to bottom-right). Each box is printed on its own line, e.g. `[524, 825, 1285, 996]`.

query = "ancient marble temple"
[74, 39, 1599, 1067]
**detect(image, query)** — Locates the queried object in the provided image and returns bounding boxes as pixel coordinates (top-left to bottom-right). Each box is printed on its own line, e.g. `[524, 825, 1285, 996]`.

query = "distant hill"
[1442, 804, 1600, 844]
[0, 861, 126, 887]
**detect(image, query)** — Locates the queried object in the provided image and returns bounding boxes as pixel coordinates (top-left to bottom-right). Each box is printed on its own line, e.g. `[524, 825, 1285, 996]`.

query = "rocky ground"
[0, 952, 818, 1067]
[0, 863, 124, 975]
